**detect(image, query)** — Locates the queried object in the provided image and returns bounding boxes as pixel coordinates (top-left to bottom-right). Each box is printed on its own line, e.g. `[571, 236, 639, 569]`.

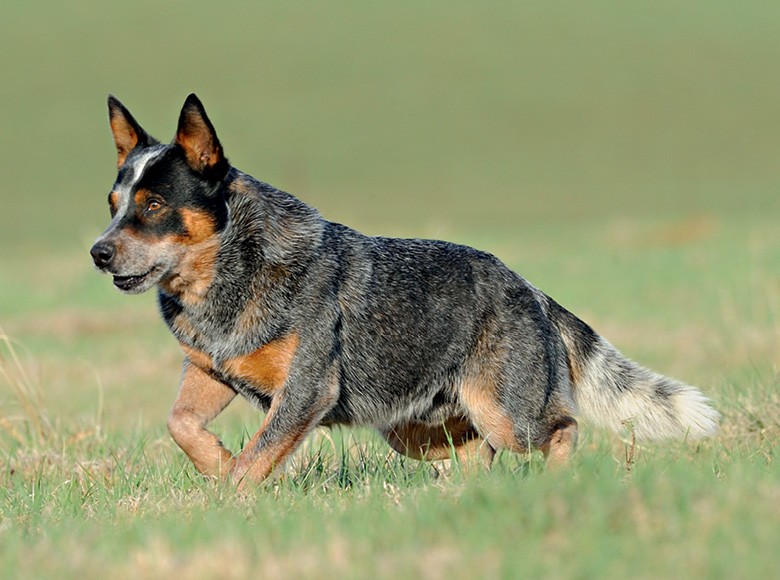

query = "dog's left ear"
[175, 94, 229, 179]
[108, 95, 157, 168]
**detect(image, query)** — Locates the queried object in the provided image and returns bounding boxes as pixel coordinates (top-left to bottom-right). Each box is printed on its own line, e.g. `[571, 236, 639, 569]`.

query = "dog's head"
[91, 95, 229, 299]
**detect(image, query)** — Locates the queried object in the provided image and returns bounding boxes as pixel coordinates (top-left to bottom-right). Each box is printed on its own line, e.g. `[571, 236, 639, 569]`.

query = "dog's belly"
[318, 377, 466, 430]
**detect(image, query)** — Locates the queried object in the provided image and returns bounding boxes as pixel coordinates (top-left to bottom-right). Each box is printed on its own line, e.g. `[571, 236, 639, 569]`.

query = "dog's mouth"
[112, 267, 159, 292]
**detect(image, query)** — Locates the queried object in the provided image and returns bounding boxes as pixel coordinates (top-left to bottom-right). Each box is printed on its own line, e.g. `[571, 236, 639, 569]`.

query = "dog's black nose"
[90, 241, 115, 269]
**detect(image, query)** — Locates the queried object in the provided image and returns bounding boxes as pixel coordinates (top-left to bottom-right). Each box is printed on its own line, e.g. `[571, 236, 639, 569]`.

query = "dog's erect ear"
[175, 94, 229, 179]
[107, 95, 155, 168]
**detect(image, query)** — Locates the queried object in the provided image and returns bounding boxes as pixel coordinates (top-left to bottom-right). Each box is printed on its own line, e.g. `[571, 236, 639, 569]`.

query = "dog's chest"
[167, 306, 299, 397]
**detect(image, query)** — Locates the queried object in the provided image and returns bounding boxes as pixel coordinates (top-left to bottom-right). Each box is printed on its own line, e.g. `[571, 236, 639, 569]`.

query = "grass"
[1, 412, 777, 578]
[1, 0, 780, 578]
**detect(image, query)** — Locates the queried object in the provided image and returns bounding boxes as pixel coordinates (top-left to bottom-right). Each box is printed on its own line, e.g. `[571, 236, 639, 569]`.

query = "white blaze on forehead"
[114, 145, 167, 216]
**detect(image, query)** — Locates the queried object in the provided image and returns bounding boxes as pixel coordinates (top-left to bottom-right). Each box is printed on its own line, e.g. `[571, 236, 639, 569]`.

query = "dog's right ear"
[175, 93, 229, 180]
[107, 95, 155, 168]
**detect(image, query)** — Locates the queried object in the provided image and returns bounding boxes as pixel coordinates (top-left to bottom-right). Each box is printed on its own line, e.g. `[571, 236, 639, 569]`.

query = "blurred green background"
[0, 0, 779, 427]
[3, 1, 778, 244]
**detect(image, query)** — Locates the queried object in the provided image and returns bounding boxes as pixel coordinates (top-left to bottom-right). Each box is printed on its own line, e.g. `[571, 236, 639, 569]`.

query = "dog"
[91, 94, 719, 486]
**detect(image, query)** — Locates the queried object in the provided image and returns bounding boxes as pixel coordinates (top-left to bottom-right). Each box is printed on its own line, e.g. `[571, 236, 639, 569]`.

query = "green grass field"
[1, 1, 779, 578]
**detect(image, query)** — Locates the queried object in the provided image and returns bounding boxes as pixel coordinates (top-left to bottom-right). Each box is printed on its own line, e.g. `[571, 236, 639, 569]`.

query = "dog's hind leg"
[538, 417, 578, 468]
[460, 371, 577, 468]
[168, 361, 237, 478]
[381, 418, 495, 470]
[460, 373, 529, 455]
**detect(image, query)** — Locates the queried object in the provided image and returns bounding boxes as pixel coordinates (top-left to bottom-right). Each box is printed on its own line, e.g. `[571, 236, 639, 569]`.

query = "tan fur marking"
[231, 409, 308, 487]
[224, 333, 300, 394]
[567, 356, 583, 387]
[232, 266, 288, 335]
[383, 418, 495, 470]
[179, 208, 218, 245]
[133, 188, 150, 207]
[234, 297, 262, 337]
[109, 191, 119, 214]
[164, 243, 220, 305]
[539, 418, 578, 468]
[230, 398, 327, 486]
[559, 332, 584, 386]
[168, 361, 237, 478]
[454, 437, 496, 471]
[460, 322, 524, 452]
[460, 373, 524, 453]
[155, 212, 220, 305]
[171, 313, 197, 342]
[180, 343, 213, 370]
[384, 417, 473, 460]
[229, 365, 339, 488]
[232, 412, 327, 486]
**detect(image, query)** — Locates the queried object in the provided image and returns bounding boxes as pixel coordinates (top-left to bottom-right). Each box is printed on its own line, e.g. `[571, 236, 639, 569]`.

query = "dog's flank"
[91, 94, 719, 487]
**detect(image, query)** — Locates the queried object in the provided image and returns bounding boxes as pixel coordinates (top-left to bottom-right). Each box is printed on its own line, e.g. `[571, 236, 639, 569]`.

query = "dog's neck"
[158, 168, 325, 357]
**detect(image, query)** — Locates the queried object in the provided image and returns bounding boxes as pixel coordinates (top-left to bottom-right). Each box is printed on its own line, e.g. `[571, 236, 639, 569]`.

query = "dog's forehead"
[112, 145, 169, 212]
[115, 145, 168, 193]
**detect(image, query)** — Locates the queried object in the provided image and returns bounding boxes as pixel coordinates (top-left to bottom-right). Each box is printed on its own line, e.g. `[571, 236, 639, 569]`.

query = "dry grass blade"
[0, 324, 52, 447]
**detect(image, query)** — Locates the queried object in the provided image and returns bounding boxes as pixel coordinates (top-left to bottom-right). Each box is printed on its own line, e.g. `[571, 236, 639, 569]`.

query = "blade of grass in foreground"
[0, 325, 52, 448]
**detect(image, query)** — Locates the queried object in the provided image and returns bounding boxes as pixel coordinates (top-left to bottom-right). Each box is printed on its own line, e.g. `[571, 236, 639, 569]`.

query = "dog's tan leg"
[454, 437, 496, 471]
[382, 418, 495, 470]
[539, 418, 578, 468]
[460, 374, 529, 455]
[168, 360, 237, 478]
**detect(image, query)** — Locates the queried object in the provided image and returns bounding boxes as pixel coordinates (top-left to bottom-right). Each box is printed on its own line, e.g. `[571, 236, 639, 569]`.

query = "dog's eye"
[146, 200, 162, 212]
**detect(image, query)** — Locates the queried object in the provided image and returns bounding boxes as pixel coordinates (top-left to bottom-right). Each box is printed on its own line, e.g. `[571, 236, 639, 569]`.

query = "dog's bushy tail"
[547, 298, 719, 440]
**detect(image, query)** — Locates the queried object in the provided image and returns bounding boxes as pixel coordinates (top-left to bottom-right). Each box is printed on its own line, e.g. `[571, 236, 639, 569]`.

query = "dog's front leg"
[168, 360, 237, 478]
[230, 370, 338, 488]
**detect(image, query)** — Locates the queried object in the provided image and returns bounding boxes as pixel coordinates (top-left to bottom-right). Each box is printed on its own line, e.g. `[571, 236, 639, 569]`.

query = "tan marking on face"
[133, 188, 151, 208]
[179, 208, 217, 245]
[153, 210, 220, 305]
[180, 343, 213, 371]
[223, 333, 300, 394]
[109, 191, 120, 214]
[165, 242, 220, 305]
